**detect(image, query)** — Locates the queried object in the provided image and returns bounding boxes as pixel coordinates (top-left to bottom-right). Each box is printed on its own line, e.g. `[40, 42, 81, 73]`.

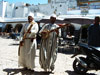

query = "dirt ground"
[0, 37, 100, 75]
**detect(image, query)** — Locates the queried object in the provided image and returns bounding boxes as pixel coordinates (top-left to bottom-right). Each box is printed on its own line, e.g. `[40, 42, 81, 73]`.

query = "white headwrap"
[28, 12, 34, 18]
[50, 14, 57, 18]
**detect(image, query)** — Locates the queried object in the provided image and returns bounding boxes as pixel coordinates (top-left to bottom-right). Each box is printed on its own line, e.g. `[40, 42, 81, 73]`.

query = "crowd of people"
[0, 24, 23, 39]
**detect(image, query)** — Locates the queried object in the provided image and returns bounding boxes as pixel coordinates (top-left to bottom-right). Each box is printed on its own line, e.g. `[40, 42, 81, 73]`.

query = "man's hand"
[28, 31, 31, 33]
[20, 41, 24, 46]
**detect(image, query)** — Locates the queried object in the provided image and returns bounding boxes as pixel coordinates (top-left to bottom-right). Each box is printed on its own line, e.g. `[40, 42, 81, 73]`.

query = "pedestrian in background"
[88, 16, 100, 47]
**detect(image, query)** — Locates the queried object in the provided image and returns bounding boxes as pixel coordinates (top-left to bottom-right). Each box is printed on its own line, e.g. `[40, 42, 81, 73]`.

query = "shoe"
[29, 69, 34, 72]
[50, 65, 54, 71]
[23, 67, 28, 70]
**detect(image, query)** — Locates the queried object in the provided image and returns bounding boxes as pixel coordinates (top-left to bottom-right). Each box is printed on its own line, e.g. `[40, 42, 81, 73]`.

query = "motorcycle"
[71, 43, 100, 74]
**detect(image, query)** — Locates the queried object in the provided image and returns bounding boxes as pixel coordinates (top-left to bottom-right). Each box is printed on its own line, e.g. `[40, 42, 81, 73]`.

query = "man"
[66, 24, 75, 38]
[88, 16, 100, 47]
[65, 24, 75, 45]
[39, 14, 61, 72]
[18, 12, 38, 70]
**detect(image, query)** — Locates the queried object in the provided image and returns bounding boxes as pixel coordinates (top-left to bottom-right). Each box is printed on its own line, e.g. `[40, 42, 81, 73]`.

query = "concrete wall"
[0, 1, 3, 17]
[14, 2, 29, 18]
[67, 10, 81, 15]
[0, 0, 100, 19]
[67, 9, 100, 15]
[37, 2, 70, 15]
[0, 0, 78, 18]
[89, 9, 100, 15]
[38, 4, 52, 15]
[0, 1, 7, 18]
[23, 7, 29, 17]
[6, 3, 14, 18]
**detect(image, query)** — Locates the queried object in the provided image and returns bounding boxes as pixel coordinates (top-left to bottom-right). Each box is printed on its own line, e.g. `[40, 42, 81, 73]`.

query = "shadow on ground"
[3, 68, 52, 75]
[65, 70, 96, 75]
[9, 43, 19, 46]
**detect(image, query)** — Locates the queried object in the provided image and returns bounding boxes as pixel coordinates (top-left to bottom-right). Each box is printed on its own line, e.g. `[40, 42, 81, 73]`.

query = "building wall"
[6, 3, 14, 18]
[14, 2, 29, 18]
[23, 7, 29, 17]
[0, 1, 7, 18]
[0, 0, 77, 18]
[37, 4, 52, 15]
[0, 1, 3, 17]
[77, 0, 100, 9]
[15, 7, 24, 17]
[0, 0, 100, 19]
[48, 0, 67, 3]
[37, 1, 71, 15]
[67, 9, 100, 15]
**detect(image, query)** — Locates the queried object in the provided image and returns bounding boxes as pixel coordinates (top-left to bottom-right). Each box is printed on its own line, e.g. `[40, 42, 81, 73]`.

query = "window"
[15, 7, 18, 9]
[60, 5, 62, 7]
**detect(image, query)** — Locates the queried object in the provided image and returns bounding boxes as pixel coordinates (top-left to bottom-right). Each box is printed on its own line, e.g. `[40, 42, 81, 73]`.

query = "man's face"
[28, 16, 33, 23]
[50, 17, 56, 24]
[94, 17, 100, 24]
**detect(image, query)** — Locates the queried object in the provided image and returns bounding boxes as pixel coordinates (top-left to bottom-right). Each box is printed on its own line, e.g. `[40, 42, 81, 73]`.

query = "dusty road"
[0, 37, 100, 75]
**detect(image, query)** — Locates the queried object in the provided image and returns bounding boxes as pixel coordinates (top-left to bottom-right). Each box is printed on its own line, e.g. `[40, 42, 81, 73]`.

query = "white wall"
[37, 2, 69, 15]
[0, 1, 7, 18]
[15, 7, 28, 18]
[68, 0, 77, 8]
[0, 0, 100, 19]
[6, 3, 14, 18]
[15, 2, 25, 7]
[0, 1, 3, 17]
[55, 0, 67, 3]
[89, 9, 100, 15]
[15, 7, 24, 17]
[38, 4, 52, 15]
[67, 9, 100, 15]
[2, 1, 7, 18]
[54, 3, 68, 15]
[50, 0, 67, 3]
[36, 0, 77, 15]
[67, 10, 81, 15]
[23, 7, 28, 17]
[0, 0, 77, 18]
[14, 2, 29, 18]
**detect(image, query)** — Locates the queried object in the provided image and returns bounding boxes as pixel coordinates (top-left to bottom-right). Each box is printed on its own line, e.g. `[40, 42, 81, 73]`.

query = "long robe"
[39, 23, 61, 71]
[18, 21, 38, 70]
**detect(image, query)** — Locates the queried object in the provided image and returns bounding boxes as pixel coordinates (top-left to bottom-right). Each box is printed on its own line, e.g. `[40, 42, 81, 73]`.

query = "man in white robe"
[18, 12, 38, 70]
[39, 14, 61, 72]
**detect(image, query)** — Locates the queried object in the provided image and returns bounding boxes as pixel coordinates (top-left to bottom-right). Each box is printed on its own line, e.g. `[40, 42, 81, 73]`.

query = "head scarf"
[50, 14, 57, 18]
[28, 12, 34, 18]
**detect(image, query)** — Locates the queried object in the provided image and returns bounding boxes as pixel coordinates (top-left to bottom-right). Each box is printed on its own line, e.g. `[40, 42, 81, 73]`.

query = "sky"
[2, 0, 48, 5]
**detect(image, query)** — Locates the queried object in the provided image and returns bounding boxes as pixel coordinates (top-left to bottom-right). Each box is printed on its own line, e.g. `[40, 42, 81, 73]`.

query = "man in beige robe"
[18, 12, 38, 71]
[39, 14, 61, 72]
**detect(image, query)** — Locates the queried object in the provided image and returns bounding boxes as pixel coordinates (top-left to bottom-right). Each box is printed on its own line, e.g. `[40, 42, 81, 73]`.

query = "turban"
[50, 14, 57, 18]
[28, 12, 34, 18]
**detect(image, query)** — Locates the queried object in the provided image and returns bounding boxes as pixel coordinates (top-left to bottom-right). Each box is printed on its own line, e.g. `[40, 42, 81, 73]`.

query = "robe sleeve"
[29, 23, 39, 38]
[38, 24, 47, 37]
[39, 24, 47, 33]
[55, 24, 61, 37]
[19, 24, 25, 41]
